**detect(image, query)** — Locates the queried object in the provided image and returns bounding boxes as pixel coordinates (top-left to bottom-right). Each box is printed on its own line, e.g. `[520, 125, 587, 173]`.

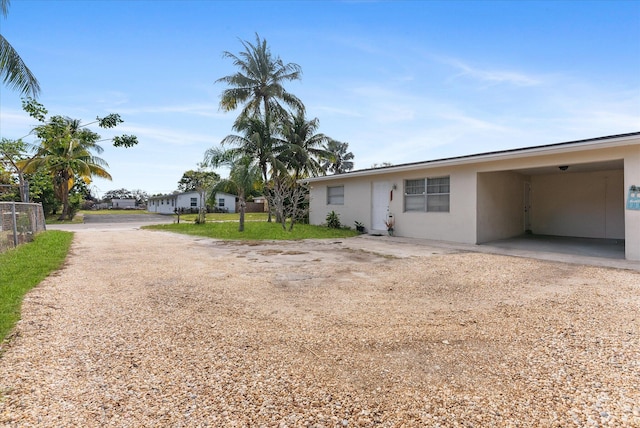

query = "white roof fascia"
[302, 133, 640, 183]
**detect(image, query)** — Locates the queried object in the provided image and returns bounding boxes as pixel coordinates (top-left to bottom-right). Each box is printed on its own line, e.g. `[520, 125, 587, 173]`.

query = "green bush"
[326, 210, 341, 229]
[68, 193, 83, 219]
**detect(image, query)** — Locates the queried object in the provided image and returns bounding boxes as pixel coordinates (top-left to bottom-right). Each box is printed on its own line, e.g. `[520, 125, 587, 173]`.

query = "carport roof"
[304, 131, 640, 182]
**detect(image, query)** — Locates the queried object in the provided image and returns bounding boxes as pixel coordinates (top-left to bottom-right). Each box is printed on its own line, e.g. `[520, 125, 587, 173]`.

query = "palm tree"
[205, 148, 261, 232]
[216, 33, 304, 123]
[1, 0, 40, 97]
[215, 114, 285, 222]
[22, 116, 111, 220]
[279, 110, 331, 181]
[321, 139, 355, 174]
[219, 114, 277, 186]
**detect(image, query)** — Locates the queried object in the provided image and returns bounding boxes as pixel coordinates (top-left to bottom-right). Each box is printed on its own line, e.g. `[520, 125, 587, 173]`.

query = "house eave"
[302, 132, 640, 183]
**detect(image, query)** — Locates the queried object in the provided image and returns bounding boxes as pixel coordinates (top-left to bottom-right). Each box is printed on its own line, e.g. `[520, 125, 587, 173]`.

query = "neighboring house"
[147, 191, 236, 214]
[111, 198, 136, 209]
[305, 132, 640, 261]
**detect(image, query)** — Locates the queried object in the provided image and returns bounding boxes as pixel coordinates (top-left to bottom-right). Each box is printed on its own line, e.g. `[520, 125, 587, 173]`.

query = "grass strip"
[143, 221, 359, 240]
[0, 231, 74, 342]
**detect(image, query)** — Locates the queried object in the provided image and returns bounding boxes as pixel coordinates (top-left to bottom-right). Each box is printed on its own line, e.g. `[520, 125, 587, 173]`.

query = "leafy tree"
[24, 169, 59, 215]
[322, 139, 355, 174]
[22, 116, 112, 220]
[216, 33, 303, 124]
[102, 188, 148, 206]
[102, 188, 133, 200]
[205, 148, 261, 232]
[371, 162, 393, 168]
[176, 168, 220, 223]
[177, 169, 220, 193]
[130, 189, 149, 206]
[0, 0, 40, 97]
[22, 98, 139, 148]
[0, 138, 31, 201]
[19, 100, 138, 220]
[0, 163, 18, 201]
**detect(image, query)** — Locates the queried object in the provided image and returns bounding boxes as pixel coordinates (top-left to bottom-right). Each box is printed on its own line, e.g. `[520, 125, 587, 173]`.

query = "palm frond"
[0, 34, 41, 97]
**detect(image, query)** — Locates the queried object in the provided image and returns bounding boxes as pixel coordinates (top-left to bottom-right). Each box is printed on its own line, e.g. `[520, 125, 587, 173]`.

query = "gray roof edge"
[149, 190, 236, 200]
[302, 131, 640, 183]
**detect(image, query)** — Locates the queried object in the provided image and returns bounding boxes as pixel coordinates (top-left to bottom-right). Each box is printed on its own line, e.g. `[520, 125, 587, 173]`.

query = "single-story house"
[305, 132, 640, 261]
[147, 191, 236, 214]
[110, 198, 137, 209]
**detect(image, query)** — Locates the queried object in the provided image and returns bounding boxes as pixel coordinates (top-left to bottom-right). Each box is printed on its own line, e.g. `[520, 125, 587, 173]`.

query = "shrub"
[326, 210, 341, 229]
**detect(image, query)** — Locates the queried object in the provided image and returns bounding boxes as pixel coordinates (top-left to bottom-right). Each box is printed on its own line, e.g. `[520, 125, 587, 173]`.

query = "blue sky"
[1, 0, 639, 197]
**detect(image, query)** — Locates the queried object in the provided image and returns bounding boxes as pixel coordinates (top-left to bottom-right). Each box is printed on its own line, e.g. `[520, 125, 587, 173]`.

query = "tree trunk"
[238, 198, 245, 232]
[57, 175, 70, 221]
[17, 172, 28, 202]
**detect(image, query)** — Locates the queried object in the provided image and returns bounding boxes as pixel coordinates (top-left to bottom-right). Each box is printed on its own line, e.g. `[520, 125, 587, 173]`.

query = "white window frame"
[404, 176, 450, 212]
[218, 198, 225, 207]
[190, 197, 198, 207]
[327, 185, 344, 205]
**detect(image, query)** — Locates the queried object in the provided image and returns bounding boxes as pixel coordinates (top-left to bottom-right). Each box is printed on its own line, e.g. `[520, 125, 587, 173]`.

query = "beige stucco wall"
[307, 136, 640, 260]
[624, 147, 640, 260]
[476, 171, 529, 243]
[530, 170, 624, 239]
[309, 176, 373, 230]
[389, 168, 477, 243]
[309, 168, 478, 243]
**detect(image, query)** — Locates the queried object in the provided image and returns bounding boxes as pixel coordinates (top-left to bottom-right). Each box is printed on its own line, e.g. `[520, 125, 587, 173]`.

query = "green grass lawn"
[46, 210, 269, 224]
[143, 220, 360, 240]
[174, 212, 269, 223]
[0, 231, 74, 342]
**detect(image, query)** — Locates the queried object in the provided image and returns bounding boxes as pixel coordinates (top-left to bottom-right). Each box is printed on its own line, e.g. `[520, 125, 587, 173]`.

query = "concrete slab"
[359, 234, 640, 272]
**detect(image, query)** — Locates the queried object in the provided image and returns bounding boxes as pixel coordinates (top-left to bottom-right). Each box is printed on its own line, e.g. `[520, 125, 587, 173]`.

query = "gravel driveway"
[1, 222, 639, 427]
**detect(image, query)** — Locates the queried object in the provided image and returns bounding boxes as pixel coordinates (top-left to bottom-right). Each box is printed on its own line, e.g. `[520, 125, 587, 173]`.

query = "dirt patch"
[0, 230, 638, 427]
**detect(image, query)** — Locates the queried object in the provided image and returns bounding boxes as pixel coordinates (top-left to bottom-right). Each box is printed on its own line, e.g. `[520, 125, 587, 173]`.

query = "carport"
[477, 158, 625, 258]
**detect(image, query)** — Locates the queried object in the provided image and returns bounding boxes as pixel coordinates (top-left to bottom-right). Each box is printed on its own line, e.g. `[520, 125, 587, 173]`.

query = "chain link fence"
[0, 202, 47, 253]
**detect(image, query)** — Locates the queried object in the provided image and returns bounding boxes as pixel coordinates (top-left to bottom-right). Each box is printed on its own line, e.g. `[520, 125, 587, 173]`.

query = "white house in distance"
[110, 198, 137, 209]
[305, 132, 640, 261]
[147, 191, 236, 214]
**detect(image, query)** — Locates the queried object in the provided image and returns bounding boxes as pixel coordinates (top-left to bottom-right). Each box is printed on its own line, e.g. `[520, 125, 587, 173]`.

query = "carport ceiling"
[512, 159, 624, 176]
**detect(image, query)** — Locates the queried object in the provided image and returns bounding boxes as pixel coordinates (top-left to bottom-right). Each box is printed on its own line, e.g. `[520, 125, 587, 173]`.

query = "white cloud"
[438, 56, 541, 87]
[116, 103, 225, 118]
[0, 109, 40, 140]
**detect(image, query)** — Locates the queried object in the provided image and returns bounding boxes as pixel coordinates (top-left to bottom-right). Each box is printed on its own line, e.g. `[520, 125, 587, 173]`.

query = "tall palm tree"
[279, 110, 331, 181]
[216, 33, 303, 124]
[22, 116, 111, 220]
[321, 139, 355, 174]
[1, 0, 40, 97]
[206, 148, 261, 232]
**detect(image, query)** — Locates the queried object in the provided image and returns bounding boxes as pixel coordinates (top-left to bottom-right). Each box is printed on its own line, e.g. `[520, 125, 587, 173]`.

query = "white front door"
[372, 181, 391, 231]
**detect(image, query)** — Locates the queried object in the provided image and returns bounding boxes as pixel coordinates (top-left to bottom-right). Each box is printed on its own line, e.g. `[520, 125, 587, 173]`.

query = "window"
[190, 197, 197, 207]
[218, 198, 225, 207]
[404, 179, 425, 211]
[327, 185, 344, 205]
[404, 176, 450, 212]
